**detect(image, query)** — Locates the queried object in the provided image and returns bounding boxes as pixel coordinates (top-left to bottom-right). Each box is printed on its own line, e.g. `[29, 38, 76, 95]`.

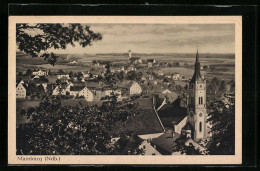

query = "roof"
[147, 59, 155, 62]
[170, 97, 187, 108]
[45, 76, 57, 83]
[70, 86, 85, 91]
[117, 80, 137, 89]
[57, 70, 65, 74]
[147, 83, 174, 94]
[91, 70, 101, 75]
[157, 98, 187, 126]
[84, 80, 100, 88]
[113, 98, 164, 136]
[151, 130, 181, 154]
[190, 49, 204, 83]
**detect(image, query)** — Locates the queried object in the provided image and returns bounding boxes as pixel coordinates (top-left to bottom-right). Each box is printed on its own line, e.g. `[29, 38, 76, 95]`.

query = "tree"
[26, 69, 32, 76]
[218, 80, 227, 93]
[17, 91, 142, 155]
[17, 62, 143, 155]
[69, 71, 74, 78]
[48, 69, 52, 76]
[16, 24, 102, 65]
[18, 71, 23, 77]
[180, 143, 203, 155]
[209, 77, 221, 95]
[36, 84, 46, 99]
[207, 96, 235, 155]
[228, 79, 235, 92]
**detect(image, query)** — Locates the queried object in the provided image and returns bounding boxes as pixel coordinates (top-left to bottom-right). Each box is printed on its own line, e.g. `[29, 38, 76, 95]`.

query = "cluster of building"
[110, 49, 211, 155]
[17, 49, 214, 155]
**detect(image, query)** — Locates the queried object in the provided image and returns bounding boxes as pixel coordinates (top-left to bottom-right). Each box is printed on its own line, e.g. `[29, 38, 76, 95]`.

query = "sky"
[22, 24, 235, 54]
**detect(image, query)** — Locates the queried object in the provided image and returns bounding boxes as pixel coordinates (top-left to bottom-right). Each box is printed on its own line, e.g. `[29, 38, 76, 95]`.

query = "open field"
[16, 51, 235, 80]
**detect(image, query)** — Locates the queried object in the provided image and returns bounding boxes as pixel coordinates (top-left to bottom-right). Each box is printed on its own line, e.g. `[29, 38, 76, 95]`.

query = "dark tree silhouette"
[207, 96, 235, 155]
[16, 24, 102, 65]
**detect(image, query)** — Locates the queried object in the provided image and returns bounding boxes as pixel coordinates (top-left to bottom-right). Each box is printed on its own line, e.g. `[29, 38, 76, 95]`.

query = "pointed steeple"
[190, 47, 203, 83]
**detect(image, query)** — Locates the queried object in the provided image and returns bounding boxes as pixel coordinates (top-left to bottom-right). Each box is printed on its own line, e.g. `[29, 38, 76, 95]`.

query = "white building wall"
[78, 87, 94, 101]
[138, 132, 164, 140]
[130, 82, 142, 95]
[175, 116, 188, 134]
[16, 83, 26, 98]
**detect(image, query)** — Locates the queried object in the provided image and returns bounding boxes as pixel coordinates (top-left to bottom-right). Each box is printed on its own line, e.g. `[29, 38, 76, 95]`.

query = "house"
[151, 130, 181, 155]
[118, 81, 142, 96]
[52, 82, 73, 96]
[148, 75, 154, 80]
[172, 73, 180, 80]
[32, 69, 48, 76]
[129, 57, 142, 64]
[111, 135, 161, 155]
[57, 74, 70, 80]
[16, 81, 27, 98]
[69, 60, 78, 64]
[70, 86, 84, 97]
[78, 87, 95, 101]
[147, 59, 156, 64]
[112, 98, 165, 141]
[157, 97, 187, 132]
[127, 66, 136, 71]
[148, 62, 153, 68]
[81, 72, 90, 78]
[90, 70, 100, 78]
[129, 81, 142, 95]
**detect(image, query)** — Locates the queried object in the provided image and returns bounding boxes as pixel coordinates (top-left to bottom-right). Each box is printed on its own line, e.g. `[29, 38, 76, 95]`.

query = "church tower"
[187, 48, 207, 141]
[128, 50, 132, 59]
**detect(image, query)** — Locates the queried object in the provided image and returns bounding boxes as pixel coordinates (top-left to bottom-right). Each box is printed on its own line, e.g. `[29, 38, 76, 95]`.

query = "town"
[16, 49, 235, 155]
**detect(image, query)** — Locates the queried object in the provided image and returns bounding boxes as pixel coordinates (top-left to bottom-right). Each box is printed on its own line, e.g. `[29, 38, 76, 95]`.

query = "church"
[152, 48, 209, 154]
[186, 48, 208, 140]
[111, 48, 209, 155]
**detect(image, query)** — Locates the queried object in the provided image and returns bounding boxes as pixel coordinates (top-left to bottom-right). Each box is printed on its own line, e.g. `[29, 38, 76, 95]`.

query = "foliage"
[17, 95, 141, 155]
[180, 143, 204, 155]
[207, 96, 235, 155]
[173, 136, 204, 155]
[16, 24, 102, 65]
[17, 62, 144, 155]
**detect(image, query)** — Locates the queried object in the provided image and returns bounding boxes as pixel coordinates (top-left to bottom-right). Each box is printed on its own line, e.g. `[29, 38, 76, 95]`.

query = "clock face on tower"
[199, 113, 203, 117]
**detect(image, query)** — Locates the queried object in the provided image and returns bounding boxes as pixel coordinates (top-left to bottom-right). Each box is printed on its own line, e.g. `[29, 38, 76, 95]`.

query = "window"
[199, 97, 203, 104]
[199, 122, 202, 132]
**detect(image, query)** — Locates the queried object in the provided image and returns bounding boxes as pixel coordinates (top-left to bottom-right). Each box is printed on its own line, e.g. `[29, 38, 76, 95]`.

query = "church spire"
[190, 47, 203, 83]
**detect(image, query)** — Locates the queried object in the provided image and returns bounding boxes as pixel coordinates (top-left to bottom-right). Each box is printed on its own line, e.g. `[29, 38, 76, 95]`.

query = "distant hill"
[94, 53, 235, 59]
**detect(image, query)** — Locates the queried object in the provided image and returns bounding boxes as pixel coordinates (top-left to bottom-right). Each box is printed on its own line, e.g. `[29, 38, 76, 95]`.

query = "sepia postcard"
[8, 16, 242, 165]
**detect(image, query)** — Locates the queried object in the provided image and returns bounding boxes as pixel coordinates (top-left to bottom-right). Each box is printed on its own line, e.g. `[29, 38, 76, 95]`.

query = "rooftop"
[113, 98, 164, 136]
[157, 98, 187, 126]
[151, 130, 181, 154]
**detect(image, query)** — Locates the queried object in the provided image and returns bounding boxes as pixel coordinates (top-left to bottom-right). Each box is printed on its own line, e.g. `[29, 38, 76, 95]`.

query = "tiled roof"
[113, 98, 164, 136]
[70, 86, 85, 91]
[157, 98, 187, 126]
[147, 83, 174, 94]
[151, 130, 181, 154]
[117, 80, 135, 89]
